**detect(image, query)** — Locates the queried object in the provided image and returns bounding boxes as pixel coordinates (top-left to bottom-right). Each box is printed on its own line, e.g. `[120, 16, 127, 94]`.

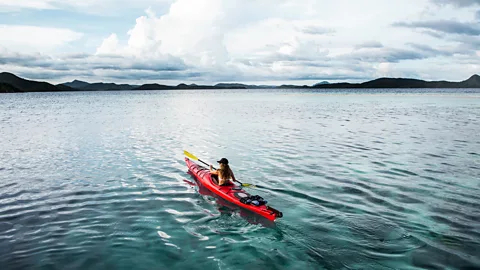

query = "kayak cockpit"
[210, 174, 235, 187]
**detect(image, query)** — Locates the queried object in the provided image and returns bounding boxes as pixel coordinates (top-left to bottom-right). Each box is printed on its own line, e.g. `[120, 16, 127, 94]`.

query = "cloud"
[0, 0, 55, 10]
[476, 9, 480, 19]
[336, 42, 471, 66]
[0, 50, 187, 75]
[407, 43, 449, 55]
[96, 34, 121, 55]
[300, 26, 335, 35]
[392, 16, 480, 52]
[354, 41, 384, 50]
[0, 0, 175, 15]
[431, 0, 480, 7]
[393, 20, 480, 35]
[95, 2, 330, 68]
[451, 35, 480, 49]
[421, 30, 446, 38]
[104, 3, 230, 67]
[406, 42, 477, 57]
[343, 48, 427, 63]
[0, 25, 83, 52]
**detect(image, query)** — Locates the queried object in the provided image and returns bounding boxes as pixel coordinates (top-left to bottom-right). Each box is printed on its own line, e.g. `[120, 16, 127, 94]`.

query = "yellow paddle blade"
[183, 150, 198, 161]
[241, 183, 256, 188]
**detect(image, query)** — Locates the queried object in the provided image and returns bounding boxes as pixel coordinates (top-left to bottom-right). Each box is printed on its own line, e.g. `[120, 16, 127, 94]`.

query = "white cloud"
[96, 0, 453, 81]
[0, 0, 174, 15]
[96, 34, 120, 55]
[0, 0, 55, 10]
[432, 0, 480, 7]
[99, 0, 439, 59]
[0, 49, 188, 83]
[376, 62, 393, 77]
[0, 25, 83, 52]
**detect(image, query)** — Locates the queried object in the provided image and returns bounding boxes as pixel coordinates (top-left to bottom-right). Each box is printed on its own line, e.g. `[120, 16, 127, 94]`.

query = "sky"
[0, 0, 479, 85]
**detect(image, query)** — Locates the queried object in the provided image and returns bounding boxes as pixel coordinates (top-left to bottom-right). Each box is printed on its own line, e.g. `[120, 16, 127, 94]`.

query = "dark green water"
[0, 89, 479, 269]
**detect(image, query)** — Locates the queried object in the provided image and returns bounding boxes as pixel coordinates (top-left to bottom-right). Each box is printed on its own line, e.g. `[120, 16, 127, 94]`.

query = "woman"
[210, 158, 236, 186]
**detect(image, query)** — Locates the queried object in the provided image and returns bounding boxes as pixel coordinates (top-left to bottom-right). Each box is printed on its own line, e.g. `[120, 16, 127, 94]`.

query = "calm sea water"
[0, 89, 479, 269]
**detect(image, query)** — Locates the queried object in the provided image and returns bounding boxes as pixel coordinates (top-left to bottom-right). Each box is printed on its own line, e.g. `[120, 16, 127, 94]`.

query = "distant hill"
[0, 72, 73, 92]
[214, 83, 249, 89]
[60, 80, 138, 90]
[313, 74, 480, 89]
[62, 80, 90, 89]
[135, 84, 176, 90]
[460, 74, 480, 87]
[83, 83, 138, 91]
[278, 84, 309, 89]
[56, 84, 77, 91]
[313, 81, 330, 86]
[0, 82, 20, 93]
[175, 83, 217, 89]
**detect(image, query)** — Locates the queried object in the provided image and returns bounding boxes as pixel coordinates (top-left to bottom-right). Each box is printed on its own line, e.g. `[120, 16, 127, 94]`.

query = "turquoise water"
[0, 89, 479, 269]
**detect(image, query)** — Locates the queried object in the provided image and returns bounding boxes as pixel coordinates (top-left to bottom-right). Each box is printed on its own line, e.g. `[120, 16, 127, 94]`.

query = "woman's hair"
[219, 163, 232, 180]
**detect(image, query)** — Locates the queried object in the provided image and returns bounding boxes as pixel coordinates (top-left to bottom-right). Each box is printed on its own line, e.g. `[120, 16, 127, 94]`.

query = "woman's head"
[217, 158, 229, 169]
[217, 158, 232, 179]
[217, 158, 229, 165]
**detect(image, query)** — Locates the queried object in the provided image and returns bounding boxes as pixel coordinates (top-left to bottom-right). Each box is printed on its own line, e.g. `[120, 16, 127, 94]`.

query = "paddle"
[183, 150, 256, 188]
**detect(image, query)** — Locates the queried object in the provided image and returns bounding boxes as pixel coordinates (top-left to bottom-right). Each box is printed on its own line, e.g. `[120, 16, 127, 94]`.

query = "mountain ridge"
[1, 72, 479, 93]
[0, 72, 74, 92]
[313, 74, 480, 89]
[60, 80, 139, 90]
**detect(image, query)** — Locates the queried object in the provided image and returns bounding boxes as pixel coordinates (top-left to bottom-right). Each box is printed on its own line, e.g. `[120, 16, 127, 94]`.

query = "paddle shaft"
[197, 158, 214, 170]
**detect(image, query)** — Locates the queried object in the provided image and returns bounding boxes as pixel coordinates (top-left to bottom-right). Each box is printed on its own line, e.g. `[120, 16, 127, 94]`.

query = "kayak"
[185, 157, 282, 221]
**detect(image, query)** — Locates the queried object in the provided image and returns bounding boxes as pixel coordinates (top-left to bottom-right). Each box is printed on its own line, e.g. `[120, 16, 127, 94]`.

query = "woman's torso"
[218, 170, 232, 184]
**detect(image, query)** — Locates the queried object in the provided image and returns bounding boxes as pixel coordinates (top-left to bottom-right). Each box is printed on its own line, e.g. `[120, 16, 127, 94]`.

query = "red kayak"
[185, 157, 282, 221]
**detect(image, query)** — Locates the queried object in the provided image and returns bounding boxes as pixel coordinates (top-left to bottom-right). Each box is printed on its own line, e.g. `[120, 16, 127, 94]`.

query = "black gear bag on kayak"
[240, 195, 267, 206]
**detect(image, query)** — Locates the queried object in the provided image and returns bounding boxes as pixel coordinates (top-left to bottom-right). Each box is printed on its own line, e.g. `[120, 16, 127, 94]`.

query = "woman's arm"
[210, 165, 218, 175]
[229, 168, 236, 181]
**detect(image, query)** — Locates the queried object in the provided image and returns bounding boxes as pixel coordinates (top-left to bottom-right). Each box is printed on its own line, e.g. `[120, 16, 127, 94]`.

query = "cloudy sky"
[0, 0, 479, 85]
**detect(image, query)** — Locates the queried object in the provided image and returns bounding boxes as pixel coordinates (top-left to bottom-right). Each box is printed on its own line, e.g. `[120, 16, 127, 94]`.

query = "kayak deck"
[185, 157, 282, 221]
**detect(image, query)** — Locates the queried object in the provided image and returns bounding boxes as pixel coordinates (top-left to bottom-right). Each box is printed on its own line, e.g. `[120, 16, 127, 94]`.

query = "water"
[1, 89, 479, 269]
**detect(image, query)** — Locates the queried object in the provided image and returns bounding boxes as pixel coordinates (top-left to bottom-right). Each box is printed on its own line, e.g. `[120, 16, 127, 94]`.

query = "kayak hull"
[185, 157, 281, 221]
